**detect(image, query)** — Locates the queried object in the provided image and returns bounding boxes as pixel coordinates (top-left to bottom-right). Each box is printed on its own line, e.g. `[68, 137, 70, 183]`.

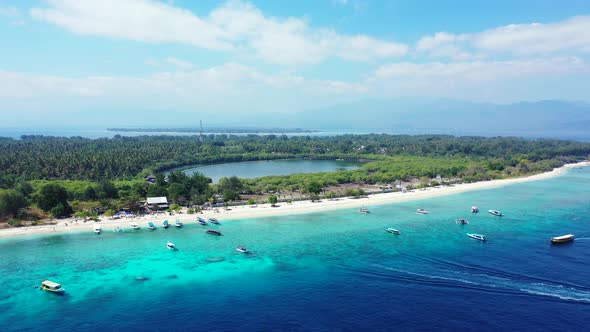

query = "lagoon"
[181, 159, 361, 183]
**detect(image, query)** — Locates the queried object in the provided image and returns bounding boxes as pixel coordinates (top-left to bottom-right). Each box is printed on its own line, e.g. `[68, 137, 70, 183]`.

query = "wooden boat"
[416, 208, 429, 215]
[471, 206, 479, 213]
[456, 218, 469, 225]
[488, 210, 503, 217]
[93, 224, 101, 234]
[40, 280, 65, 294]
[467, 233, 486, 241]
[163, 220, 169, 229]
[197, 217, 207, 225]
[208, 217, 220, 224]
[386, 228, 400, 235]
[206, 229, 222, 236]
[358, 208, 370, 214]
[148, 222, 156, 230]
[551, 234, 574, 244]
[236, 246, 249, 253]
[130, 221, 140, 230]
[174, 220, 183, 228]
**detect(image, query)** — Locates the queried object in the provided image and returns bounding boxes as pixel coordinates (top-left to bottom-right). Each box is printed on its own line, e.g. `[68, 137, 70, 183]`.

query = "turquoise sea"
[1, 167, 589, 331]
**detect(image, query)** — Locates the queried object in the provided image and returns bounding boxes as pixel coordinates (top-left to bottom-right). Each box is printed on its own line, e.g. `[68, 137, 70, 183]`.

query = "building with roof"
[146, 196, 169, 210]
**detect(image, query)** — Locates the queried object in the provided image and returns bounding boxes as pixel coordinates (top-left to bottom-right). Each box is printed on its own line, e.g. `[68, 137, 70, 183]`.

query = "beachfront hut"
[147, 196, 169, 210]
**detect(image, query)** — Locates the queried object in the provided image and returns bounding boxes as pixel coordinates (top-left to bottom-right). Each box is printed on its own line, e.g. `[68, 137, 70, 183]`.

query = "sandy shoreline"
[2, 161, 588, 239]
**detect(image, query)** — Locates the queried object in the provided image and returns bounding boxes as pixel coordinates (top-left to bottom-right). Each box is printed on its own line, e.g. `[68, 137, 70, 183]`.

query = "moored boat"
[174, 220, 183, 228]
[551, 234, 574, 244]
[416, 208, 429, 215]
[206, 229, 222, 236]
[148, 222, 156, 230]
[488, 210, 503, 217]
[163, 220, 169, 228]
[208, 217, 220, 224]
[467, 233, 486, 241]
[358, 207, 370, 214]
[471, 206, 479, 213]
[40, 280, 65, 294]
[386, 228, 400, 235]
[166, 242, 176, 250]
[456, 218, 469, 225]
[197, 217, 207, 225]
[93, 224, 101, 234]
[130, 221, 140, 230]
[236, 246, 249, 253]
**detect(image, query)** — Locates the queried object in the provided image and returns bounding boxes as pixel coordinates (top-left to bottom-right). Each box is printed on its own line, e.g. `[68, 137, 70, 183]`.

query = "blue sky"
[0, 0, 589, 127]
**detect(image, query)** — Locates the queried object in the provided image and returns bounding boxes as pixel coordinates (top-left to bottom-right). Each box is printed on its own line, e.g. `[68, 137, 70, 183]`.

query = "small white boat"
[551, 234, 574, 244]
[386, 228, 400, 235]
[467, 233, 486, 241]
[416, 209, 429, 215]
[488, 210, 503, 217]
[130, 221, 140, 230]
[197, 217, 207, 225]
[358, 208, 370, 214]
[236, 246, 249, 253]
[166, 242, 176, 250]
[174, 220, 183, 228]
[471, 206, 479, 213]
[456, 218, 469, 225]
[208, 218, 220, 224]
[93, 224, 101, 234]
[40, 280, 65, 294]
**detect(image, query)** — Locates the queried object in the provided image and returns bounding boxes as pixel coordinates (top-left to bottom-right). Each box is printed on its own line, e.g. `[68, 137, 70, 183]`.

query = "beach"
[2, 161, 588, 239]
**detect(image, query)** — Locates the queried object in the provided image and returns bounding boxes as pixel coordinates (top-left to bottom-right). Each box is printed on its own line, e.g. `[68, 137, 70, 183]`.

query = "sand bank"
[1, 161, 588, 239]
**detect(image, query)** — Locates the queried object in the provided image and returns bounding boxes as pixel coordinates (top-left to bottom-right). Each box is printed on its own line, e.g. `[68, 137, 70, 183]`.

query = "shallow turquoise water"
[1, 168, 589, 331]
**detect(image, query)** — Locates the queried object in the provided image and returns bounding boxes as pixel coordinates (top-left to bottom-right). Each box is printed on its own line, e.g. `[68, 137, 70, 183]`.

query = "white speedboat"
[197, 217, 207, 225]
[174, 220, 183, 228]
[471, 206, 479, 213]
[358, 207, 370, 214]
[208, 218, 220, 224]
[93, 224, 101, 234]
[130, 221, 140, 230]
[386, 228, 400, 235]
[488, 210, 503, 217]
[467, 233, 486, 241]
[416, 209, 429, 215]
[551, 234, 574, 244]
[166, 242, 176, 250]
[236, 246, 249, 253]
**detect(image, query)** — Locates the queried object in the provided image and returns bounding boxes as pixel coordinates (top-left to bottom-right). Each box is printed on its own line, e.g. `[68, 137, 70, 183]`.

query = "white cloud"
[31, 0, 233, 50]
[369, 57, 589, 101]
[0, 63, 365, 103]
[417, 16, 590, 58]
[0, 6, 20, 17]
[31, 0, 407, 65]
[164, 57, 194, 69]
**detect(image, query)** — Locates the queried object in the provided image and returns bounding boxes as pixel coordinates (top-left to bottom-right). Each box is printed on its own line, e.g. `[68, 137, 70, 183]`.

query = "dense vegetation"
[0, 134, 589, 224]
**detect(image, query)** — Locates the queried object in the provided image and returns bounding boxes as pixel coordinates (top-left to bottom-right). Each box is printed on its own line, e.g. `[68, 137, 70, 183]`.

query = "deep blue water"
[1, 167, 589, 331]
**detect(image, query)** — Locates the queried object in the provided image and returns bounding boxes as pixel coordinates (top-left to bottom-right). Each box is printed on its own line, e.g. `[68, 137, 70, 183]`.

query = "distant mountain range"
[285, 98, 590, 138]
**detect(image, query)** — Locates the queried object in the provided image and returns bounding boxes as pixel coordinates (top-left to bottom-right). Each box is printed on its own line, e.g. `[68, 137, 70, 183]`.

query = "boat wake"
[339, 258, 590, 304]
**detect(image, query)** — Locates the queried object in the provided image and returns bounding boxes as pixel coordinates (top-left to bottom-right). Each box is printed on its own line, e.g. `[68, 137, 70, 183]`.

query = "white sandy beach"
[1, 161, 588, 239]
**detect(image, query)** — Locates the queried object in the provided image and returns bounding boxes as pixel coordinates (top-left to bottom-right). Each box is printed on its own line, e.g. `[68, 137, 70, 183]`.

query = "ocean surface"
[1, 168, 589, 331]
[2, 127, 590, 141]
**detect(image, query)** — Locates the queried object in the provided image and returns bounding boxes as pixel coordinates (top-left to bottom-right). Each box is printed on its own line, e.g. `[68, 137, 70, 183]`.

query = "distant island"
[107, 127, 318, 134]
